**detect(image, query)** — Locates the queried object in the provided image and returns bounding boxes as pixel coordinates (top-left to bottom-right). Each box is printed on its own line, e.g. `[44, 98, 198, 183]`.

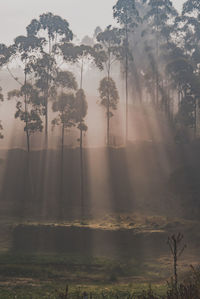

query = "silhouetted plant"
[167, 233, 186, 294]
[99, 77, 119, 146]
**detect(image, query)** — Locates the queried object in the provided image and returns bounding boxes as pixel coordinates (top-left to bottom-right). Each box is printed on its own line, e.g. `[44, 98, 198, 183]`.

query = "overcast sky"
[0, 0, 185, 45]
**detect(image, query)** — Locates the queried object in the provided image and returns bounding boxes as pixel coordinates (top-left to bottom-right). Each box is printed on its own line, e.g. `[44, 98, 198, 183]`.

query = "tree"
[96, 26, 122, 78]
[165, 37, 200, 138]
[113, 0, 140, 143]
[75, 89, 88, 218]
[96, 26, 121, 146]
[0, 87, 4, 139]
[26, 13, 73, 145]
[59, 43, 97, 88]
[8, 84, 43, 152]
[0, 43, 16, 139]
[143, 0, 178, 107]
[8, 34, 44, 152]
[52, 71, 77, 216]
[99, 77, 119, 146]
[29, 52, 58, 145]
[26, 12, 73, 54]
[52, 70, 78, 149]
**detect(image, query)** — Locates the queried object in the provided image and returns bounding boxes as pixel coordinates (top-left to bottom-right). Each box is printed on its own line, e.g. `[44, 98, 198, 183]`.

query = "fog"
[0, 0, 200, 297]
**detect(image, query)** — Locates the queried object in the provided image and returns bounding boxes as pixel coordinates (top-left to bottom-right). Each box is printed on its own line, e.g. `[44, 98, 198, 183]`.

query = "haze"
[0, 0, 184, 45]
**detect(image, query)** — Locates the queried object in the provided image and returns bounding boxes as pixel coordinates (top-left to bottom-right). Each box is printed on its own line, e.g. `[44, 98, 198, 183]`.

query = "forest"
[1, 0, 200, 298]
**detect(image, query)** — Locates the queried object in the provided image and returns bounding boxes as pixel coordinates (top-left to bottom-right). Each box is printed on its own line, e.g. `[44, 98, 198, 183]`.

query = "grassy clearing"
[0, 213, 199, 297]
[0, 280, 168, 299]
[0, 253, 169, 281]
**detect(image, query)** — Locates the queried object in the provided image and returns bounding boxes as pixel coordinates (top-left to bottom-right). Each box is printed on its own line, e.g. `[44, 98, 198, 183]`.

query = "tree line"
[1, 0, 200, 150]
[0, 0, 200, 217]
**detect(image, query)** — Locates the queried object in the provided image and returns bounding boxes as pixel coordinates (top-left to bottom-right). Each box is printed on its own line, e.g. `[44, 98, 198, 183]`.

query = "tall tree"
[29, 52, 58, 145]
[8, 35, 44, 152]
[8, 83, 43, 152]
[96, 26, 121, 145]
[26, 13, 73, 145]
[113, 0, 140, 143]
[143, 0, 177, 107]
[52, 70, 77, 217]
[0, 43, 15, 139]
[0, 87, 3, 139]
[99, 77, 119, 146]
[75, 89, 88, 218]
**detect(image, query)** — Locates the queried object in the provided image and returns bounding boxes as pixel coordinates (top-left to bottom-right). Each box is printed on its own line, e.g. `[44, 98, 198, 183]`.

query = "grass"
[0, 253, 165, 280]
[0, 280, 168, 298]
[0, 213, 199, 297]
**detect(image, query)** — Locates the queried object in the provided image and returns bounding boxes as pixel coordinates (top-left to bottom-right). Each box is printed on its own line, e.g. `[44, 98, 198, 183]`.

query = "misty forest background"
[0, 0, 199, 220]
[0, 0, 200, 225]
[2, 0, 200, 297]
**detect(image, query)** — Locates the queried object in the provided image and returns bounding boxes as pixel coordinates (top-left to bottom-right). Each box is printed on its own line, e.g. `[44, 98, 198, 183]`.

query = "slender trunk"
[60, 123, 64, 218]
[80, 58, 84, 218]
[45, 96, 48, 147]
[48, 35, 51, 55]
[24, 68, 30, 153]
[107, 102, 110, 147]
[156, 2, 159, 107]
[194, 97, 197, 138]
[80, 128, 84, 219]
[107, 51, 111, 147]
[44, 36, 52, 149]
[80, 58, 84, 90]
[24, 65, 33, 209]
[26, 130, 30, 153]
[125, 22, 129, 145]
[178, 87, 181, 108]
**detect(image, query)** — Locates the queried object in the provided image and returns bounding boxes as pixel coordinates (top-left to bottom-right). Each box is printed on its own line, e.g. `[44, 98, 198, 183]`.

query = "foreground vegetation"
[0, 213, 200, 298]
[1, 268, 200, 298]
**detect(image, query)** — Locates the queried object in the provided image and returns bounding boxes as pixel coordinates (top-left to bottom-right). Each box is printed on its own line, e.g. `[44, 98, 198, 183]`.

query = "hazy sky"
[0, 0, 185, 45]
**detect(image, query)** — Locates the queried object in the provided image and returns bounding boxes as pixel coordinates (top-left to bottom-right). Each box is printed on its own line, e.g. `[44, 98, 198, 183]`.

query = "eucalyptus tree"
[181, 0, 200, 135]
[0, 43, 15, 139]
[99, 77, 119, 146]
[8, 35, 44, 152]
[26, 12, 73, 54]
[165, 42, 199, 138]
[52, 70, 78, 152]
[0, 87, 3, 139]
[113, 0, 140, 142]
[29, 52, 58, 143]
[96, 26, 122, 79]
[93, 26, 102, 41]
[143, 0, 178, 107]
[96, 26, 121, 145]
[8, 84, 43, 152]
[0, 43, 14, 67]
[26, 13, 73, 144]
[52, 70, 77, 214]
[74, 89, 88, 217]
[59, 43, 96, 88]
[58, 42, 100, 216]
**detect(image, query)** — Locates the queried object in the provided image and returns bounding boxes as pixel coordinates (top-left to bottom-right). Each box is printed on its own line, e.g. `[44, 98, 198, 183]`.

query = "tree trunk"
[24, 70, 30, 153]
[80, 128, 84, 219]
[24, 67, 33, 210]
[45, 97, 48, 147]
[155, 1, 159, 107]
[60, 123, 64, 218]
[107, 54, 111, 147]
[107, 104, 110, 146]
[125, 23, 129, 145]
[80, 58, 84, 90]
